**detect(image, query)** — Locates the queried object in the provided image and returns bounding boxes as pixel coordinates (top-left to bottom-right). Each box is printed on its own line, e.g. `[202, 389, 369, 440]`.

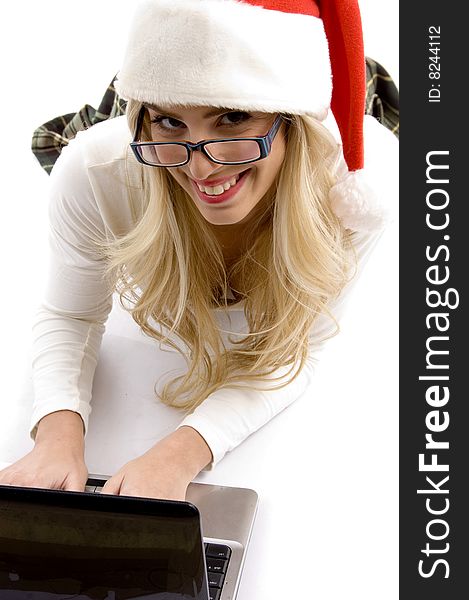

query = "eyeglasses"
[130, 107, 284, 167]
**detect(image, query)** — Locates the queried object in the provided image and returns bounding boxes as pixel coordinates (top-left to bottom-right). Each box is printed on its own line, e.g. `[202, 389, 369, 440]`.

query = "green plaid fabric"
[31, 78, 127, 174]
[365, 57, 399, 138]
[32, 58, 399, 175]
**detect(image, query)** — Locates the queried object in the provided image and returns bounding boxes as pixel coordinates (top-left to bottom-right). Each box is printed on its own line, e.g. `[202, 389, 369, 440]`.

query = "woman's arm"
[0, 127, 117, 491]
[30, 130, 115, 442]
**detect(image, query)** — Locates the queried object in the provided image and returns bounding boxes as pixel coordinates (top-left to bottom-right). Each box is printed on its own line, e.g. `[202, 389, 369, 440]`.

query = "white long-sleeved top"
[29, 113, 398, 468]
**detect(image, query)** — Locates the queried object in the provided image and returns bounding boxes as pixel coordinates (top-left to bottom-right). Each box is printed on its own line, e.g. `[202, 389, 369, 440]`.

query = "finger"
[0, 474, 40, 488]
[101, 478, 121, 496]
[0, 467, 16, 484]
[63, 478, 87, 493]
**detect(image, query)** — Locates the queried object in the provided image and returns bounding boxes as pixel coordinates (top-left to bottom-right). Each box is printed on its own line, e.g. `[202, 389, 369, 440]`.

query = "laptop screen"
[0, 485, 209, 599]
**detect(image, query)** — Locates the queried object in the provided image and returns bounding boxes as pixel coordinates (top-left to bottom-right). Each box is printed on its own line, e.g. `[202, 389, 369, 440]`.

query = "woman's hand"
[101, 426, 213, 501]
[0, 444, 88, 492]
[0, 410, 88, 492]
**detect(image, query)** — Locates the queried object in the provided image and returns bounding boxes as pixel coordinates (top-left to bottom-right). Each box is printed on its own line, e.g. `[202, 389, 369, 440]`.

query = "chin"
[199, 208, 251, 226]
[189, 192, 256, 225]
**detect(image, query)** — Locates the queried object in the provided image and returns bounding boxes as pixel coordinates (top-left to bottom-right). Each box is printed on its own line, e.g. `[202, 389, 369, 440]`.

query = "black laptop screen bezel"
[0, 484, 210, 600]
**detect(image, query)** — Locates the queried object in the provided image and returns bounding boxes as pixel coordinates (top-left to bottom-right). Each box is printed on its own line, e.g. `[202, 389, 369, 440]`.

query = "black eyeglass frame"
[130, 106, 284, 167]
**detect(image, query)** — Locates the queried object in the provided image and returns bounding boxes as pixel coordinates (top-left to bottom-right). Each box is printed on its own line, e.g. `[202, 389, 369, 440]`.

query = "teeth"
[197, 174, 240, 196]
[211, 185, 225, 195]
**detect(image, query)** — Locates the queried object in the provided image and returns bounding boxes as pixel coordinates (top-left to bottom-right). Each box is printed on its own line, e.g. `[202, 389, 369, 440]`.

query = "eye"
[150, 115, 186, 132]
[219, 112, 252, 126]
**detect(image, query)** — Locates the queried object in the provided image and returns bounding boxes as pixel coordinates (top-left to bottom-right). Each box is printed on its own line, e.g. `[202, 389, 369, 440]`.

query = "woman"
[0, 0, 397, 500]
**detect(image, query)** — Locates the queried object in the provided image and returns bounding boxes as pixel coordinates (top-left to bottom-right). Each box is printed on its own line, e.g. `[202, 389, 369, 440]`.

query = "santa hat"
[115, 0, 384, 232]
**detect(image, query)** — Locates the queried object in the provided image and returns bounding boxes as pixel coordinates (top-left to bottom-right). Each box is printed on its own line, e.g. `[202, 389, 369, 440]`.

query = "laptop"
[0, 473, 258, 600]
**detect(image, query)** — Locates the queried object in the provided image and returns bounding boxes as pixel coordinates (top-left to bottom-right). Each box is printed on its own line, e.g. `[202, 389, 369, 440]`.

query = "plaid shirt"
[31, 57, 399, 175]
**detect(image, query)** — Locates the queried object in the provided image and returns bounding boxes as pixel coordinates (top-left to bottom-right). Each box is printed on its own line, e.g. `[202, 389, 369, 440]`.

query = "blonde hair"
[103, 99, 354, 411]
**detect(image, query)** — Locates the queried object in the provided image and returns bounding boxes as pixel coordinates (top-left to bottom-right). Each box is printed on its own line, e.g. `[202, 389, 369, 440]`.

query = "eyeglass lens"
[135, 139, 261, 166]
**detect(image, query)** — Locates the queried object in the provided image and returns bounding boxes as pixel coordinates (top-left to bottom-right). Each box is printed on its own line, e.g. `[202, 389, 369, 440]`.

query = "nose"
[185, 149, 221, 181]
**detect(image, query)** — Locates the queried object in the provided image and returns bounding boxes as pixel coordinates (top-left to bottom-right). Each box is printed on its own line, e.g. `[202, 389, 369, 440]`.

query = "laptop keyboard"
[84, 480, 232, 600]
[205, 543, 232, 600]
[84, 483, 105, 493]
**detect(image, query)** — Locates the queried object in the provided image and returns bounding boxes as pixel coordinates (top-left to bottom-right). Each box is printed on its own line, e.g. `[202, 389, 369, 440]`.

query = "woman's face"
[143, 105, 287, 226]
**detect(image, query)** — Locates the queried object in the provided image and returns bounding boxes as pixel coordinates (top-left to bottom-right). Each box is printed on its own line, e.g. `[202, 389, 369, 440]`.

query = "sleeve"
[29, 136, 114, 441]
[178, 116, 399, 469]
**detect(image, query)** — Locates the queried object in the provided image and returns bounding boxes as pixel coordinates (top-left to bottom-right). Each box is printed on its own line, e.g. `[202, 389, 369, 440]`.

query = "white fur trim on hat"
[115, 0, 332, 118]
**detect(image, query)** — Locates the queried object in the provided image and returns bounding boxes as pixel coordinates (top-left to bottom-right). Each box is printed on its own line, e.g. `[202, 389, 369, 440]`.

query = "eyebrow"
[143, 103, 235, 119]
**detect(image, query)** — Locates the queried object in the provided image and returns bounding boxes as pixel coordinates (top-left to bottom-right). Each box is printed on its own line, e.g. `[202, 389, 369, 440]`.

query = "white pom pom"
[329, 170, 391, 232]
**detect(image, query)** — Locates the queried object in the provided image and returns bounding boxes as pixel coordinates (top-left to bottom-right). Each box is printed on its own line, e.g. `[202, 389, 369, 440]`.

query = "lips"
[190, 169, 251, 205]
[194, 173, 240, 187]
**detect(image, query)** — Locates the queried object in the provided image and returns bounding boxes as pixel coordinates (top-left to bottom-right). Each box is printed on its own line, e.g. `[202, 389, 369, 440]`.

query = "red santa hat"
[115, 0, 383, 231]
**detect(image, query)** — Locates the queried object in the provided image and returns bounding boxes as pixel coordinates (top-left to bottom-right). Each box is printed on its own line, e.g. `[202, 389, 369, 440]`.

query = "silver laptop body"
[86, 473, 259, 600]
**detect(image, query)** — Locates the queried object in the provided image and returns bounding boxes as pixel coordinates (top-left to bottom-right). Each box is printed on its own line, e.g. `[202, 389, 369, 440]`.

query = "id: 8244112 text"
[428, 25, 441, 103]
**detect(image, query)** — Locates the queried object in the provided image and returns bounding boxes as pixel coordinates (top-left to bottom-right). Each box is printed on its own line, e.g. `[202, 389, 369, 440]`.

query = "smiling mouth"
[190, 169, 251, 203]
[195, 174, 241, 196]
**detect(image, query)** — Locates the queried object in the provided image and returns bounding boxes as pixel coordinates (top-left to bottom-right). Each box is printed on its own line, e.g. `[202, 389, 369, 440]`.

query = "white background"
[0, 2, 398, 599]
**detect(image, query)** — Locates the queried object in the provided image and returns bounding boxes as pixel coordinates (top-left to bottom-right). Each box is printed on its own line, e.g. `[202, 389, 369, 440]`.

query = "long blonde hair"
[103, 100, 354, 411]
